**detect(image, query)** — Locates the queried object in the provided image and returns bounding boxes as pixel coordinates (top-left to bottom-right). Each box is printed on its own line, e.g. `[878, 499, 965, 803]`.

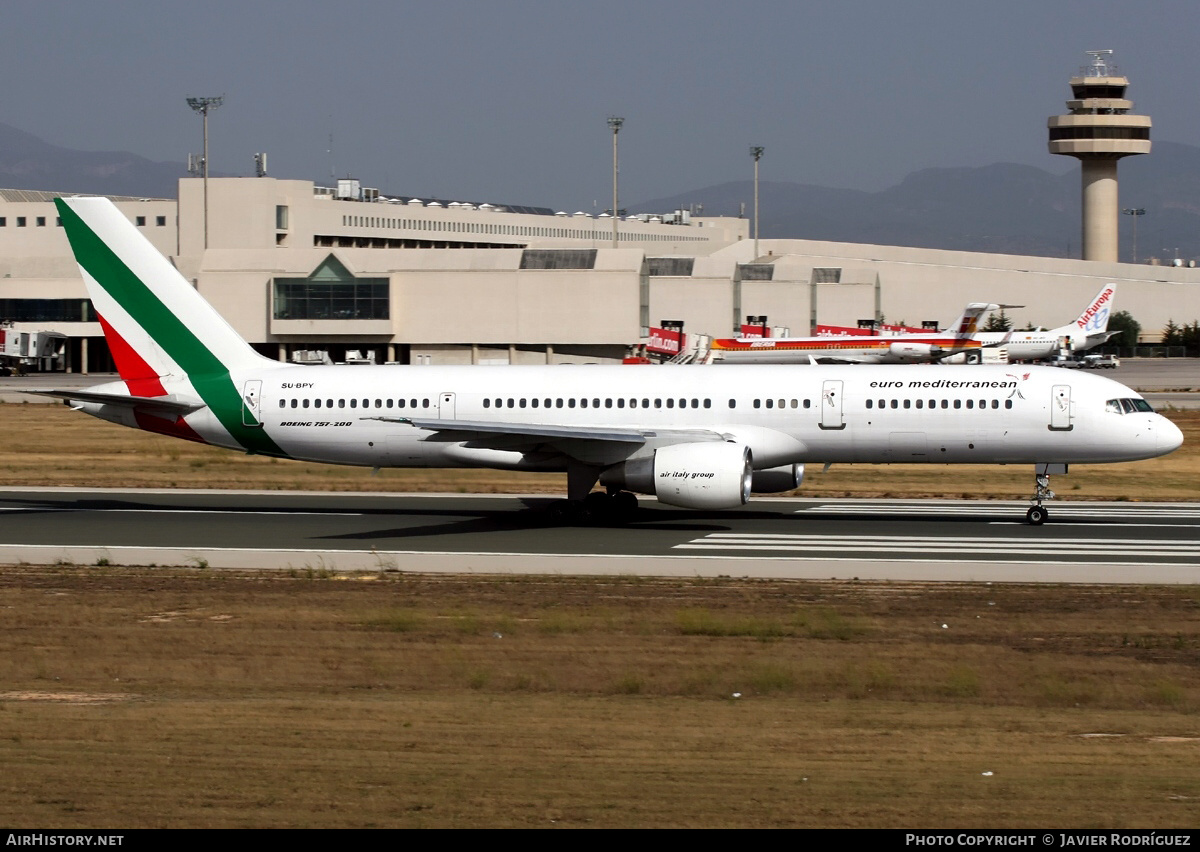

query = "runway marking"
[675, 533, 1200, 561]
[0, 508, 364, 517]
[796, 503, 1200, 519]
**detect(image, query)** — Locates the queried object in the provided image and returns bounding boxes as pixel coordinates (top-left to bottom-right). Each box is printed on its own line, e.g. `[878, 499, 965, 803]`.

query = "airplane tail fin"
[54, 196, 270, 396]
[1072, 284, 1117, 334]
[948, 303, 1000, 337]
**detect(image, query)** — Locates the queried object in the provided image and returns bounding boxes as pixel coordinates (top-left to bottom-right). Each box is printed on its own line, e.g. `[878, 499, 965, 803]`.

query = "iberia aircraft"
[707, 303, 1003, 364]
[37, 197, 1181, 525]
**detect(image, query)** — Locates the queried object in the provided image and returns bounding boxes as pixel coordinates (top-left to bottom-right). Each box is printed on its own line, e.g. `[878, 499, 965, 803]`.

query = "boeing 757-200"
[34, 197, 1182, 525]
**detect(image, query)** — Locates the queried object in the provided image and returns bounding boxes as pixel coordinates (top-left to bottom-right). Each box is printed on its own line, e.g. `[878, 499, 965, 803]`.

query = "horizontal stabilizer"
[25, 388, 206, 417]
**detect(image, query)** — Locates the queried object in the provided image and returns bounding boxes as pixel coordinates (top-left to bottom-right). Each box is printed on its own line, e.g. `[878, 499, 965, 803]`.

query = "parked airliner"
[708, 303, 1002, 364]
[964, 284, 1119, 362]
[36, 198, 1181, 525]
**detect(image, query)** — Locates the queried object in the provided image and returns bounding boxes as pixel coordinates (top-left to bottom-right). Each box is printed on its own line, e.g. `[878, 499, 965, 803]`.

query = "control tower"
[1048, 50, 1151, 262]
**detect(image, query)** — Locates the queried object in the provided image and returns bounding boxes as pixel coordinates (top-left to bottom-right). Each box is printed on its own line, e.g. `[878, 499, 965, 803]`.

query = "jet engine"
[887, 341, 940, 361]
[600, 442, 752, 509]
[750, 463, 804, 494]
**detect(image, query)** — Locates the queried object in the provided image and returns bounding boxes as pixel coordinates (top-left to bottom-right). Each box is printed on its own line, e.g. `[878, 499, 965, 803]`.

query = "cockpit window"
[1107, 397, 1155, 414]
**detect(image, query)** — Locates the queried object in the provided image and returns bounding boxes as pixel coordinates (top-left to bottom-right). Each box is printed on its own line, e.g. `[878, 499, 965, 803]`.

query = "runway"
[0, 488, 1197, 584]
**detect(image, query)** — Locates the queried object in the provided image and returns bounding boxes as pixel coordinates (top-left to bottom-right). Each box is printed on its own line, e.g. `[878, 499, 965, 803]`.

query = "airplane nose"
[1157, 416, 1184, 455]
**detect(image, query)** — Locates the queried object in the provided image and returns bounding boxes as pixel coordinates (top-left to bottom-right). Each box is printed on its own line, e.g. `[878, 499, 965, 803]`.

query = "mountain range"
[634, 142, 1200, 262]
[2, 121, 1197, 261]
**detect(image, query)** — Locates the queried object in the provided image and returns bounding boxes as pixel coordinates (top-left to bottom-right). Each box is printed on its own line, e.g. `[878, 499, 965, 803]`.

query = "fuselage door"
[439, 392, 456, 420]
[241, 379, 263, 427]
[1049, 384, 1073, 431]
[820, 380, 845, 430]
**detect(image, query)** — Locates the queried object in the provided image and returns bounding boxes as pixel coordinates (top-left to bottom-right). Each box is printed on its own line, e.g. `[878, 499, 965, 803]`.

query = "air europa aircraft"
[38, 197, 1181, 525]
[965, 284, 1120, 362]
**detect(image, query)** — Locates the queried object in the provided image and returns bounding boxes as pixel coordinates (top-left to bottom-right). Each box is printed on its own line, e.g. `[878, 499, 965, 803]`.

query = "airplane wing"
[24, 389, 206, 418]
[362, 415, 729, 465]
[360, 417, 724, 451]
[811, 355, 881, 365]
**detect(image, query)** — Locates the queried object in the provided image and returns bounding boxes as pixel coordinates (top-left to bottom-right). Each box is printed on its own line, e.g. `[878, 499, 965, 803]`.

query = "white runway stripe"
[675, 533, 1200, 560]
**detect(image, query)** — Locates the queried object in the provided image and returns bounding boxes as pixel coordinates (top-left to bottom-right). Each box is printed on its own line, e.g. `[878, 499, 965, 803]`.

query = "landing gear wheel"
[1026, 505, 1047, 526]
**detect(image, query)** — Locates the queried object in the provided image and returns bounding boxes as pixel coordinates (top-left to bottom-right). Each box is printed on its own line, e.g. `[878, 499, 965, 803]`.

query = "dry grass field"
[0, 568, 1198, 828]
[0, 403, 1198, 828]
[1, 401, 1199, 501]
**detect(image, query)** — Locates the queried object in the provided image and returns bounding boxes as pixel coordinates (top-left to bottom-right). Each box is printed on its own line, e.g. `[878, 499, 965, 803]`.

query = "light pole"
[607, 116, 623, 248]
[1122, 207, 1145, 263]
[187, 95, 224, 249]
[749, 146, 764, 258]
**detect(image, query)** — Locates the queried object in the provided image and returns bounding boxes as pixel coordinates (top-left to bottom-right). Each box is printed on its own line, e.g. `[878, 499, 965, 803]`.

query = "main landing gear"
[1026, 463, 1066, 525]
[546, 490, 639, 525]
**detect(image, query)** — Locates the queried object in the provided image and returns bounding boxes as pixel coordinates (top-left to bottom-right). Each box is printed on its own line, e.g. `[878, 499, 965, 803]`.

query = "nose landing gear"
[1026, 463, 1066, 525]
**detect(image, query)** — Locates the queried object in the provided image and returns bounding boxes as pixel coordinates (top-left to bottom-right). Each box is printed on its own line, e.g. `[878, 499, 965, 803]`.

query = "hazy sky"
[2, 0, 1195, 210]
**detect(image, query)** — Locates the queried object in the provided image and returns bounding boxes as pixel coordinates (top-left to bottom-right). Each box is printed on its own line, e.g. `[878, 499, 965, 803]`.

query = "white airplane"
[35, 198, 1181, 526]
[965, 284, 1120, 362]
[707, 303, 1003, 364]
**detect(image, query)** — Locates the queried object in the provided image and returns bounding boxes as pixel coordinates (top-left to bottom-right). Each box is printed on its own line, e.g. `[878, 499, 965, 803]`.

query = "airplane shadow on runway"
[315, 498, 759, 543]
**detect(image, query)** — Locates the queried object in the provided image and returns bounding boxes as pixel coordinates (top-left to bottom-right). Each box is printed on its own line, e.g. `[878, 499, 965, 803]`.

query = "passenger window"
[866, 400, 873, 409]
[1005, 399, 1013, 409]
[728, 399, 736, 408]
[666, 399, 674, 409]
[753, 399, 761, 409]
[915, 400, 923, 409]
[954, 400, 961, 409]
[903, 400, 911, 409]
[966, 400, 974, 409]
[303, 399, 310, 409]
[890, 400, 898, 409]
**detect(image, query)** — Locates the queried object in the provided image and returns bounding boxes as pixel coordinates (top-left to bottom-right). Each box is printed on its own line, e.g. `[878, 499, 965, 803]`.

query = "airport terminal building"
[2, 176, 1199, 372]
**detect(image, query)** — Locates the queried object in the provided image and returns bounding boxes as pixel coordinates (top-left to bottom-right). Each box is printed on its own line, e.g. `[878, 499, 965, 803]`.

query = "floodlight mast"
[187, 96, 224, 249]
[608, 116, 624, 248]
[750, 146, 764, 258]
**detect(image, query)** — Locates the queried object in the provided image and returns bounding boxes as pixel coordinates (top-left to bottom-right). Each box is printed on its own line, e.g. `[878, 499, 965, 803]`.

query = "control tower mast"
[1048, 50, 1151, 262]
